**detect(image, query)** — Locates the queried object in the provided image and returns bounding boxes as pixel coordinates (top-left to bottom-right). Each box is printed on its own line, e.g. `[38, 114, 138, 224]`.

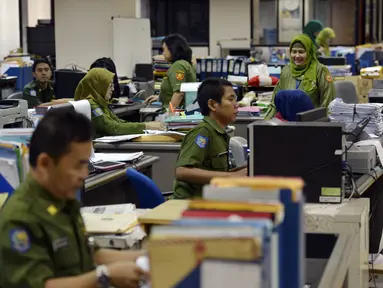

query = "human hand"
[145, 121, 165, 131]
[108, 261, 149, 288]
[233, 167, 248, 176]
[144, 95, 159, 104]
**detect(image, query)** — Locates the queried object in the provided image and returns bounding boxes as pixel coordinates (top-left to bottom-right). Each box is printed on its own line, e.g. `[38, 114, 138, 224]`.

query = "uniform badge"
[175, 71, 185, 81]
[30, 90, 37, 97]
[52, 237, 69, 252]
[47, 205, 58, 216]
[92, 108, 103, 117]
[195, 135, 208, 148]
[326, 74, 333, 83]
[10, 229, 30, 253]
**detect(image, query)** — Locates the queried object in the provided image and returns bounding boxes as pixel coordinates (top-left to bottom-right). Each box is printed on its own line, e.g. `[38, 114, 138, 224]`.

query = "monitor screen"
[296, 107, 328, 122]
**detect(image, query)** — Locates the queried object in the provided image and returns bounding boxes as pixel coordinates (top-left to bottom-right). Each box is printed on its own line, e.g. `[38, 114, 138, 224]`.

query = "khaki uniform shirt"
[265, 63, 336, 119]
[173, 116, 230, 199]
[22, 80, 55, 109]
[159, 60, 197, 109]
[0, 176, 94, 287]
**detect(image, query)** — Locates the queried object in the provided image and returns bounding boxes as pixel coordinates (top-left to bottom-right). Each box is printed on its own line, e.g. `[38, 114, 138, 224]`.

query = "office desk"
[83, 155, 159, 206]
[94, 142, 180, 192]
[112, 103, 146, 121]
[234, 116, 264, 139]
[139, 198, 370, 288]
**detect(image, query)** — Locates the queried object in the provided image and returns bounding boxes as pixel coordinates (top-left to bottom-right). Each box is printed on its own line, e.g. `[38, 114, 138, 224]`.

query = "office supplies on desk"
[82, 212, 138, 234]
[91, 152, 144, 163]
[81, 203, 136, 214]
[92, 161, 126, 171]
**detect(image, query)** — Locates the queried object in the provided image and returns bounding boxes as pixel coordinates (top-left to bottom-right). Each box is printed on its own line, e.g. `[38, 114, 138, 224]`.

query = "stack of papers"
[328, 99, 383, 136]
[91, 152, 144, 163]
[94, 131, 186, 143]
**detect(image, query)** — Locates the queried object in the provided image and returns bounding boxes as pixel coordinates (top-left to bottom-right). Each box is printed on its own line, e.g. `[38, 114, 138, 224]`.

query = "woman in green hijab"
[303, 20, 324, 47]
[316, 27, 336, 56]
[75, 68, 163, 138]
[264, 34, 336, 119]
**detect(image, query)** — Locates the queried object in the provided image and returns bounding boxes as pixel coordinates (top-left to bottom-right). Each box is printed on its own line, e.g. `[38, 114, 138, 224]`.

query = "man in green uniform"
[173, 78, 247, 199]
[0, 109, 148, 287]
[23, 59, 55, 108]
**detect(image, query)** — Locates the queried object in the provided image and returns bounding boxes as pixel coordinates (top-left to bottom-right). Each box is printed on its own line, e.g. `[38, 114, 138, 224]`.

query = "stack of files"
[328, 98, 383, 136]
[91, 152, 144, 163]
[165, 114, 204, 131]
[327, 65, 352, 77]
[148, 176, 304, 288]
[237, 106, 261, 117]
[94, 131, 186, 143]
[153, 55, 171, 91]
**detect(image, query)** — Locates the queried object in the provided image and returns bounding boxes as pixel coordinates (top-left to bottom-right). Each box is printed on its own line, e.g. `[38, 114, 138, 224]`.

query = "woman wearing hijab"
[75, 68, 163, 138]
[303, 20, 324, 48]
[316, 27, 336, 57]
[264, 34, 335, 120]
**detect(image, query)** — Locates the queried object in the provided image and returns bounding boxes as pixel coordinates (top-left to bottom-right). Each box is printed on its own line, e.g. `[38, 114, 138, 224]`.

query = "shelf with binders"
[152, 55, 170, 92]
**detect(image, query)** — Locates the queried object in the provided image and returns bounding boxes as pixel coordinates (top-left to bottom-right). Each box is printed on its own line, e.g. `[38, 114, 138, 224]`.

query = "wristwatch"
[96, 265, 110, 288]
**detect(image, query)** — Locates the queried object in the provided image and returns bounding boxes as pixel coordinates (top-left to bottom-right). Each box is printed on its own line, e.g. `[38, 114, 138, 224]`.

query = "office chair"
[229, 137, 248, 167]
[334, 81, 358, 104]
[7, 91, 23, 100]
[274, 90, 314, 121]
[126, 168, 171, 209]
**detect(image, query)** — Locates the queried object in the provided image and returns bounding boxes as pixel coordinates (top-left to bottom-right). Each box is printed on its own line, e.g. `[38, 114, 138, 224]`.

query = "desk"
[234, 116, 264, 139]
[94, 142, 180, 192]
[112, 103, 146, 121]
[83, 155, 159, 206]
[139, 198, 370, 288]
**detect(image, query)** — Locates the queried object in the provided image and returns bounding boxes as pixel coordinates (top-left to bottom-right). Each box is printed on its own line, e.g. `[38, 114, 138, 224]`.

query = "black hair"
[32, 58, 52, 72]
[197, 78, 233, 116]
[90, 57, 121, 97]
[29, 108, 93, 168]
[163, 34, 192, 64]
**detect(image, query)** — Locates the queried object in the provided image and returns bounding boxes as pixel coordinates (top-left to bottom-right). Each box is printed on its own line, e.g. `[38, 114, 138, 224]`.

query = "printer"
[0, 99, 28, 128]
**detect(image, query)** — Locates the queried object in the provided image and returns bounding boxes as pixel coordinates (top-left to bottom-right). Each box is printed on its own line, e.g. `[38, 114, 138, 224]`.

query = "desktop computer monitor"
[55, 69, 86, 99]
[318, 57, 346, 66]
[296, 107, 329, 122]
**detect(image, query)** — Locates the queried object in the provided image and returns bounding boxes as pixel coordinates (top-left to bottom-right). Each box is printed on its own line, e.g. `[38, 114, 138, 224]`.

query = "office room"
[0, 0, 383, 286]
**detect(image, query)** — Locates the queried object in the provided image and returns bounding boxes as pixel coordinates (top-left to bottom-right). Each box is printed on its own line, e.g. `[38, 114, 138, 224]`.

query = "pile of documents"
[153, 55, 171, 91]
[81, 204, 149, 249]
[328, 98, 383, 136]
[327, 65, 352, 77]
[148, 176, 305, 288]
[165, 114, 204, 132]
[94, 130, 186, 143]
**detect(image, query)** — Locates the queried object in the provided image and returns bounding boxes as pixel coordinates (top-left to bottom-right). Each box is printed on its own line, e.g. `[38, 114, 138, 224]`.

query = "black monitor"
[296, 107, 328, 122]
[318, 57, 346, 66]
[55, 69, 86, 99]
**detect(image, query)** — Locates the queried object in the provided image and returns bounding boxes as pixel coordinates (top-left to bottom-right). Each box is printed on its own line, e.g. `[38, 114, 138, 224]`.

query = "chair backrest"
[229, 136, 248, 167]
[126, 168, 165, 209]
[7, 91, 23, 100]
[275, 90, 314, 121]
[334, 81, 358, 104]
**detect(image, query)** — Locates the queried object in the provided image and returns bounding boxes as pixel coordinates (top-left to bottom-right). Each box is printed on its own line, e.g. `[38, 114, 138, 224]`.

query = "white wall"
[55, 0, 137, 69]
[209, 0, 251, 57]
[0, 0, 20, 60]
[28, 0, 50, 27]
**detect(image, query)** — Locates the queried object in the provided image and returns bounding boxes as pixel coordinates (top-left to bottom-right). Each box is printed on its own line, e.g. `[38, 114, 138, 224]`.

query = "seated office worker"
[173, 78, 247, 199]
[0, 109, 148, 288]
[145, 34, 197, 109]
[23, 58, 55, 108]
[265, 34, 335, 119]
[75, 68, 163, 138]
[90, 57, 121, 98]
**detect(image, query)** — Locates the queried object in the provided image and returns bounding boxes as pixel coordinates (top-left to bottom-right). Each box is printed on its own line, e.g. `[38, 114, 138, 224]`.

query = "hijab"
[290, 34, 318, 84]
[316, 27, 336, 56]
[74, 68, 114, 110]
[274, 90, 314, 121]
[303, 20, 324, 44]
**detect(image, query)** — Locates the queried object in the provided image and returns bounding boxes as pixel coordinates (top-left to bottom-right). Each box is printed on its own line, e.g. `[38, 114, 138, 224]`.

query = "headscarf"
[316, 27, 336, 56]
[303, 20, 324, 44]
[274, 90, 314, 121]
[289, 34, 318, 85]
[74, 68, 114, 110]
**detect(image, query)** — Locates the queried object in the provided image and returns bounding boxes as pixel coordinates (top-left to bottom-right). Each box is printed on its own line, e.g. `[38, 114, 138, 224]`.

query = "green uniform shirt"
[159, 60, 197, 109]
[265, 63, 336, 119]
[173, 116, 230, 199]
[88, 97, 146, 138]
[23, 80, 55, 109]
[0, 176, 94, 287]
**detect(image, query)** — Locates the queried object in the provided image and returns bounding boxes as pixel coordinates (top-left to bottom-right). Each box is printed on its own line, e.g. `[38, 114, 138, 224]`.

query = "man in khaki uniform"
[173, 78, 247, 199]
[0, 109, 148, 288]
[23, 59, 55, 108]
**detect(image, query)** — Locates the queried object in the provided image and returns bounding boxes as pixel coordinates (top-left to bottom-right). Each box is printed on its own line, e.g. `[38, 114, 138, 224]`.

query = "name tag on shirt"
[52, 237, 69, 252]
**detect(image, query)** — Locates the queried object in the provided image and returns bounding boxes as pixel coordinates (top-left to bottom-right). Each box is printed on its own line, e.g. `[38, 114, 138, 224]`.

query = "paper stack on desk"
[148, 176, 305, 288]
[94, 131, 185, 143]
[328, 98, 383, 136]
[91, 152, 143, 163]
